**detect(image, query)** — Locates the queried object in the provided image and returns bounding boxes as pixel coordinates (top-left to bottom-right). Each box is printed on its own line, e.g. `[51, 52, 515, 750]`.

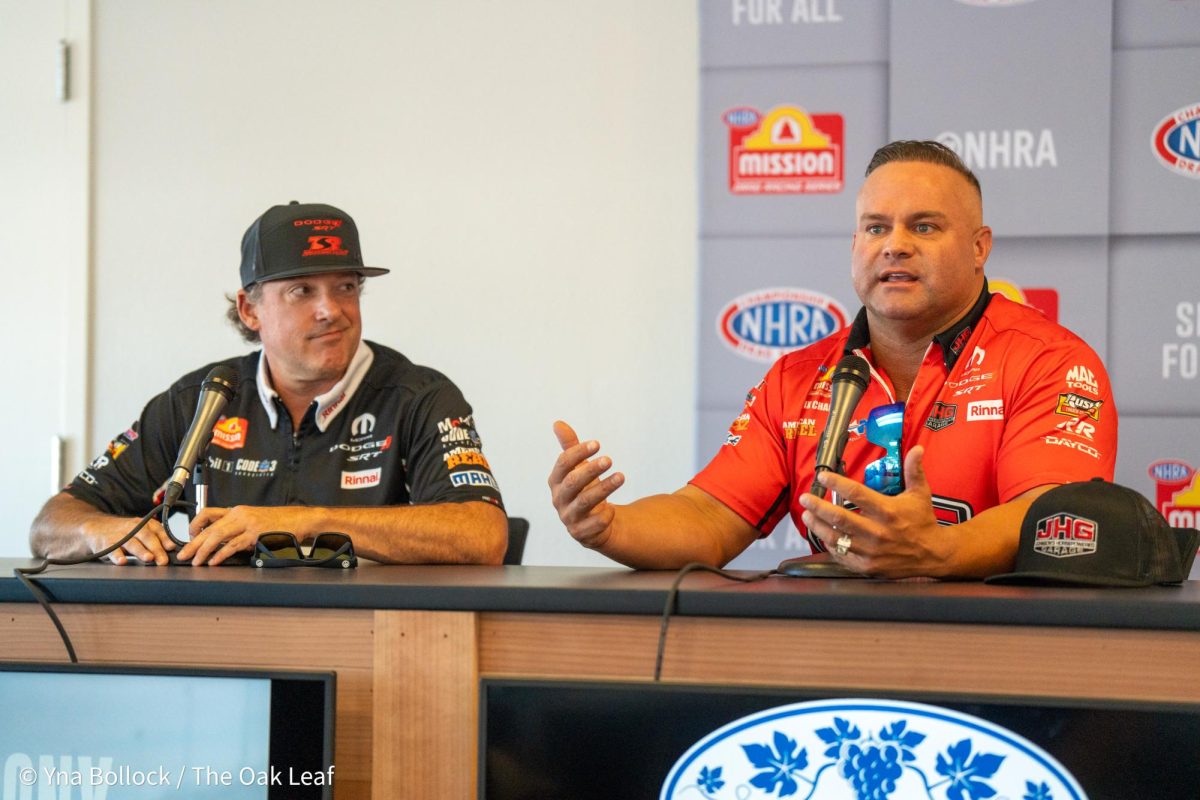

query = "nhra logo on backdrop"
[1149, 460, 1200, 530]
[988, 277, 1059, 323]
[718, 288, 847, 362]
[723, 106, 844, 194]
[1152, 102, 1200, 178]
[660, 698, 1084, 800]
[937, 129, 1057, 170]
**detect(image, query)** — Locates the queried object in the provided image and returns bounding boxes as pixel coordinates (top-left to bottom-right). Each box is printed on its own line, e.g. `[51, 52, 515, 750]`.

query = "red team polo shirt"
[691, 289, 1117, 549]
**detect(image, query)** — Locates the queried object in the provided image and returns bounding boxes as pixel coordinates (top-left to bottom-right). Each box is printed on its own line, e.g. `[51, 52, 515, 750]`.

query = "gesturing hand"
[548, 420, 625, 549]
[798, 445, 948, 578]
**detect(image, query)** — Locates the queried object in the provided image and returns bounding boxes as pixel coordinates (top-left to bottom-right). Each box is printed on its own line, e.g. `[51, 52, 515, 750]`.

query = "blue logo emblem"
[719, 288, 848, 363]
[661, 698, 1086, 799]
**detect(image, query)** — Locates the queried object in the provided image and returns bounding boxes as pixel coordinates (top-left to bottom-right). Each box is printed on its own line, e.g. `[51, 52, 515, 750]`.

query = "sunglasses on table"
[252, 531, 357, 569]
[863, 401, 905, 496]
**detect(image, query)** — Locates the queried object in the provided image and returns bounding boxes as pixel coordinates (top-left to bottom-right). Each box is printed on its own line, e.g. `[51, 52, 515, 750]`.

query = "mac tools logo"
[1152, 102, 1200, 178]
[723, 106, 844, 194]
[660, 698, 1085, 800]
[718, 288, 847, 362]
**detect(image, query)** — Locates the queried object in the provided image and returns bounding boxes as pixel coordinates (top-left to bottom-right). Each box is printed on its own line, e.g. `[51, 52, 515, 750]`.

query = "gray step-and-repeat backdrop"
[695, 0, 1200, 570]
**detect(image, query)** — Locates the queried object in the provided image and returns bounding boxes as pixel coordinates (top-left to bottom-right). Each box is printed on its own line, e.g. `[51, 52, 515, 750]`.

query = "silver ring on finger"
[835, 533, 852, 557]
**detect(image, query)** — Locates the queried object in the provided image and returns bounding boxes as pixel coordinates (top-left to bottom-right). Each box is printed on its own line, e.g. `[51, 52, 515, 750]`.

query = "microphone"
[810, 354, 871, 499]
[163, 365, 238, 507]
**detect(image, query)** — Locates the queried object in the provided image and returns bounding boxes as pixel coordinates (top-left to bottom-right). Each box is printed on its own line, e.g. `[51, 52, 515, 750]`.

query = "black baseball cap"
[986, 479, 1198, 588]
[239, 201, 390, 289]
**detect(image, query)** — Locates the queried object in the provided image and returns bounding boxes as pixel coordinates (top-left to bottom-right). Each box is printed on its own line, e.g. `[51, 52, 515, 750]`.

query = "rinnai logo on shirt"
[321, 391, 348, 421]
[1152, 102, 1200, 179]
[966, 400, 1004, 421]
[1033, 513, 1097, 558]
[341, 467, 381, 490]
[211, 417, 248, 450]
[1064, 365, 1099, 394]
[724, 106, 844, 194]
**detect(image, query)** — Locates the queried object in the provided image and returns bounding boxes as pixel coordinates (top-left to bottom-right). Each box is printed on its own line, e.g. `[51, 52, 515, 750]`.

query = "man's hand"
[798, 445, 949, 578]
[180, 506, 300, 566]
[85, 516, 176, 566]
[548, 420, 626, 550]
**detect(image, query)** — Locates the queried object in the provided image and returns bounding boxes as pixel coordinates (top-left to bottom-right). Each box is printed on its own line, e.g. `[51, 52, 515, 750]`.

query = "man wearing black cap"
[30, 202, 507, 566]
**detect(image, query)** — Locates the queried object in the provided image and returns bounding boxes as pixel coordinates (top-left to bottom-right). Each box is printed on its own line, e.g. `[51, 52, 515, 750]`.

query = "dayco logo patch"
[1152, 102, 1200, 179]
[1055, 392, 1102, 421]
[1033, 513, 1097, 558]
[211, 417, 248, 450]
[724, 106, 844, 194]
[924, 402, 957, 431]
[718, 288, 847, 363]
[341, 467, 381, 490]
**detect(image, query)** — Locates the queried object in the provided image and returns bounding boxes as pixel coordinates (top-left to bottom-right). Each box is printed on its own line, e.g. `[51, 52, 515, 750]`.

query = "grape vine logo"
[660, 698, 1086, 799]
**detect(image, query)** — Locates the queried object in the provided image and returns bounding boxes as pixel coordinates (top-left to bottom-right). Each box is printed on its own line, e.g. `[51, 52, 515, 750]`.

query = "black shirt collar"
[843, 283, 993, 371]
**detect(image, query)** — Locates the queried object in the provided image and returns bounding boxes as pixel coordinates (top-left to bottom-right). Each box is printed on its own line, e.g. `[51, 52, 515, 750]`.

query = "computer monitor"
[0, 663, 334, 799]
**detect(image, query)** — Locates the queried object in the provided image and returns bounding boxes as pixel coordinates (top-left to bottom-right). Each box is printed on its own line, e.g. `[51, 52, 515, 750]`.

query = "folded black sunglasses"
[251, 531, 357, 569]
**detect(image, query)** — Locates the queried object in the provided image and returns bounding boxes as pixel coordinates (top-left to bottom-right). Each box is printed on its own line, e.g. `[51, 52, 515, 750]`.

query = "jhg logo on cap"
[1033, 513, 1097, 558]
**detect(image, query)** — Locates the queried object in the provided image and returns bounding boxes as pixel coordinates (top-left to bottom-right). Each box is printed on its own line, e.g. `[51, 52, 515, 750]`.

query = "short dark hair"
[865, 140, 981, 198]
[223, 275, 367, 344]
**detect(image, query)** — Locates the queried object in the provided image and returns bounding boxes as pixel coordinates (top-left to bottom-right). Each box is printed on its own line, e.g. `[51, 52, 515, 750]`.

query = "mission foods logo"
[723, 106, 844, 194]
[211, 417, 247, 450]
[660, 698, 1085, 800]
[718, 288, 847, 362]
[988, 277, 1058, 323]
[1149, 460, 1200, 530]
[1152, 102, 1200, 178]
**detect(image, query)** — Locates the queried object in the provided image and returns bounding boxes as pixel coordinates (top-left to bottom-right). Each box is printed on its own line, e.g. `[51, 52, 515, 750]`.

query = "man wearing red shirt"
[548, 141, 1116, 579]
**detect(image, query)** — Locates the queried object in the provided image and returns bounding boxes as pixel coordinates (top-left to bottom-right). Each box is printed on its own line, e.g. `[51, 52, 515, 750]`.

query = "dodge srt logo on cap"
[303, 235, 349, 257]
[1033, 513, 1097, 558]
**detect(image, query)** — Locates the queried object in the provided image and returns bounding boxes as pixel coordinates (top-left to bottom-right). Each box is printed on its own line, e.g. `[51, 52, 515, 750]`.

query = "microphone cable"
[654, 563, 778, 682]
[15, 500, 194, 663]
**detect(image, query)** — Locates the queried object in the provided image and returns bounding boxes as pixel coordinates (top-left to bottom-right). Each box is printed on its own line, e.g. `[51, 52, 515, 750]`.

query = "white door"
[0, 1, 89, 556]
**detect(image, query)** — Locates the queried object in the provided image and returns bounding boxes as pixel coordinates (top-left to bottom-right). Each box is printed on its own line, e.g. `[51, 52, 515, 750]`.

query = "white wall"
[88, 1, 698, 566]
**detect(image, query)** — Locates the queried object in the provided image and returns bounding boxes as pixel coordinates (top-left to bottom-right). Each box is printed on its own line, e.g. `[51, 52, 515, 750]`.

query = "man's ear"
[236, 289, 261, 332]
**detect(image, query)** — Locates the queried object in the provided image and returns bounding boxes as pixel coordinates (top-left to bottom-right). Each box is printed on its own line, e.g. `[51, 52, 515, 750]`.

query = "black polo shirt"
[66, 341, 503, 515]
